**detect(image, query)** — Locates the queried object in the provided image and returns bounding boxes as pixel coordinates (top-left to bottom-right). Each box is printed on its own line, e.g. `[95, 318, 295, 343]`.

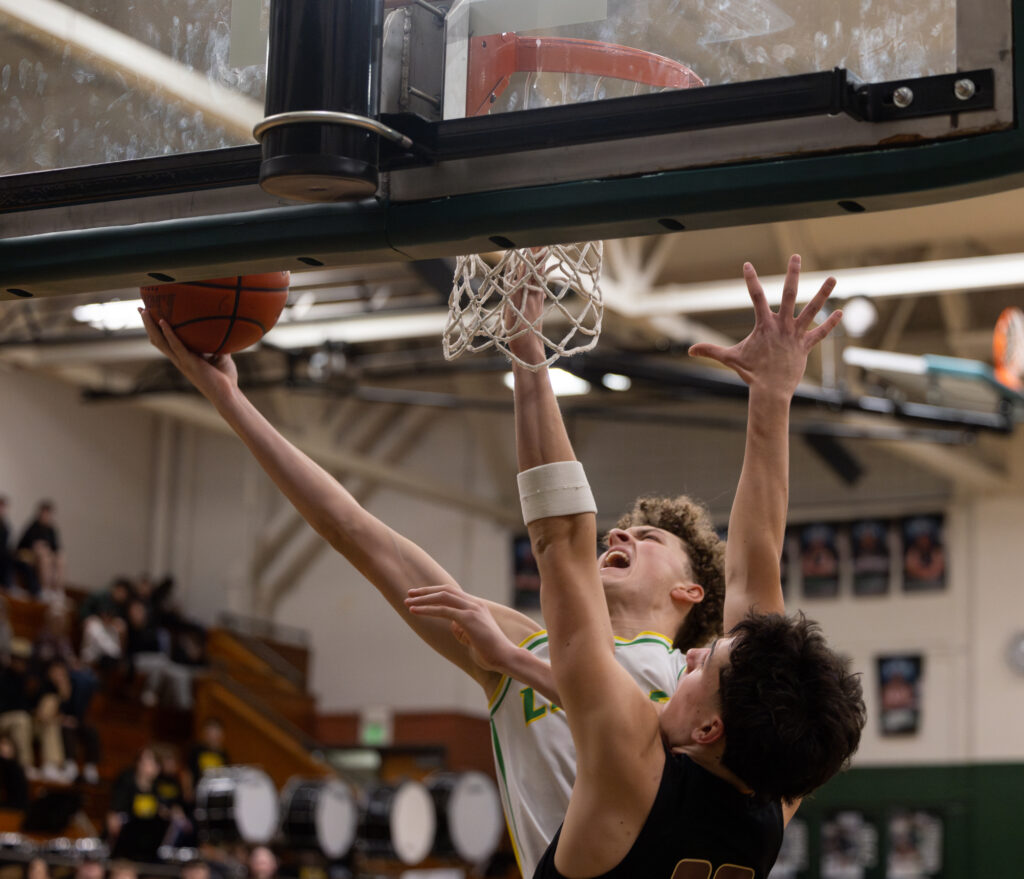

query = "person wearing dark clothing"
[16, 502, 63, 596]
[0, 498, 38, 595]
[183, 717, 230, 802]
[0, 733, 29, 808]
[42, 660, 101, 783]
[108, 747, 169, 862]
[125, 598, 193, 709]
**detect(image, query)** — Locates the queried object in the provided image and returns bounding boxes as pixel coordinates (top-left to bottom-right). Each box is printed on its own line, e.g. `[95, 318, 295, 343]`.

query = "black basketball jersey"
[532, 745, 783, 879]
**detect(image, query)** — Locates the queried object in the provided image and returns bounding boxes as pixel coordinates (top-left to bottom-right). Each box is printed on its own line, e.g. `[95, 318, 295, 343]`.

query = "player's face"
[598, 526, 693, 595]
[659, 637, 733, 749]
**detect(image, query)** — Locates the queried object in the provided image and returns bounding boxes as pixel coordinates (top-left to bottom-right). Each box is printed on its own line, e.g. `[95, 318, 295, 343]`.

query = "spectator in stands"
[0, 642, 34, 773]
[107, 863, 138, 879]
[72, 856, 104, 879]
[108, 747, 168, 862]
[2, 637, 64, 780]
[0, 732, 28, 808]
[25, 857, 50, 879]
[125, 598, 193, 709]
[181, 860, 211, 879]
[16, 501, 64, 601]
[80, 600, 124, 673]
[41, 660, 101, 784]
[0, 498, 38, 596]
[79, 576, 134, 624]
[154, 743, 194, 846]
[184, 717, 230, 801]
[247, 847, 277, 879]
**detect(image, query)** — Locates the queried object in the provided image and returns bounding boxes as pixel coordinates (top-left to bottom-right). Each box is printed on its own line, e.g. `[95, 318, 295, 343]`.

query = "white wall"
[0, 364, 157, 587]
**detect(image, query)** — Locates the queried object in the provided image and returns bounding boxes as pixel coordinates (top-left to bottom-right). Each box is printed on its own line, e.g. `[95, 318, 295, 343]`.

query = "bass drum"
[427, 771, 504, 863]
[359, 780, 436, 865]
[195, 767, 279, 844]
[280, 778, 358, 859]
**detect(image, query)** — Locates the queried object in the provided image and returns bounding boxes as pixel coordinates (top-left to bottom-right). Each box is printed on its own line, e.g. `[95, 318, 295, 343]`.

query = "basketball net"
[444, 242, 603, 370]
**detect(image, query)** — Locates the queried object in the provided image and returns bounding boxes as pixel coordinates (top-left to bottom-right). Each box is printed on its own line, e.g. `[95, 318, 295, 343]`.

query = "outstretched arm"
[689, 256, 841, 629]
[140, 310, 538, 691]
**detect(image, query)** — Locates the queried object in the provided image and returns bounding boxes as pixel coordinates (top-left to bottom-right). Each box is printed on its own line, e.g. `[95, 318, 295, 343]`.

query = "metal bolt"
[892, 86, 914, 109]
[954, 78, 977, 101]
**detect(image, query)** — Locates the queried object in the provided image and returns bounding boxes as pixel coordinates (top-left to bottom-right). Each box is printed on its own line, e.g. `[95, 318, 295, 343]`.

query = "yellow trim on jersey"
[614, 630, 675, 647]
[518, 629, 549, 649]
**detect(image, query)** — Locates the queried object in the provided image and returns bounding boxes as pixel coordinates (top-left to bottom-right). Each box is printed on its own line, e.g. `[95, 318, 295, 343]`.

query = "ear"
[692, 714, 724, 746]
[670, 582, 705, 607]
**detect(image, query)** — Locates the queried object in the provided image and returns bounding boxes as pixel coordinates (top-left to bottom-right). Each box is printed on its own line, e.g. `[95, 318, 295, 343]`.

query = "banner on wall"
[820, 810, 879, 879]
[888, 809, 944, 878]
[878, 654, 924, 736]
[800, 522, 840, 598]
[902, 515, 946, 592]
[851, 519, 891, 596]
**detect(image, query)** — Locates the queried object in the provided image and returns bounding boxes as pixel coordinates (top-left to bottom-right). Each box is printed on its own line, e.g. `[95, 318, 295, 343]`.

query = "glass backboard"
[1, 0, 1022, 299]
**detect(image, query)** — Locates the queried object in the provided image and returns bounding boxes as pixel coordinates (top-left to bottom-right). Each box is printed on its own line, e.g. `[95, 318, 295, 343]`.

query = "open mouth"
[602, 549, 631, 569]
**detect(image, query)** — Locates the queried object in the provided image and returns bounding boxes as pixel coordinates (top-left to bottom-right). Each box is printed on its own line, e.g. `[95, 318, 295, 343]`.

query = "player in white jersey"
[488, 631, 686, 873]
[140, 257, 812, 877]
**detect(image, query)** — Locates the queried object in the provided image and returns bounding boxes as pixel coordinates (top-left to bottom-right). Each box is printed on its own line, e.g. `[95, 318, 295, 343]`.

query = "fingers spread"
[743, 262, 772, 324]
[805, 309, 843, 348]
[688, 343, 731, 364]
[779, 254, 801, 317]
[796, 276, 837, 329]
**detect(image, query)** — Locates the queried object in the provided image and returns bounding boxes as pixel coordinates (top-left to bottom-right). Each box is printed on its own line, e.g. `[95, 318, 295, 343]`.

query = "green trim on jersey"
[489, 717, 526, 876]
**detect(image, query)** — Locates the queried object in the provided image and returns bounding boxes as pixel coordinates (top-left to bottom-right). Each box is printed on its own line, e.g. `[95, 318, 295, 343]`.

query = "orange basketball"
[140, 272, 290, 355]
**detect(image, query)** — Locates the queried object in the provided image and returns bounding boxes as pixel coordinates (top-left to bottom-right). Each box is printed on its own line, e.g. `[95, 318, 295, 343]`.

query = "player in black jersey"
[409, 256, 866, 879]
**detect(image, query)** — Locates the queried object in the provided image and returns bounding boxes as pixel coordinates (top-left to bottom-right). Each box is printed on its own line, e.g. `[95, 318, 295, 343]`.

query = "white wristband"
[517, 461, 597, 525]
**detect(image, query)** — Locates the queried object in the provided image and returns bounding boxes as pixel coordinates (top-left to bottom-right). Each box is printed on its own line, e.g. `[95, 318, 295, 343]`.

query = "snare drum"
[280, 778, 358, 859]
[359, 780, 436, 865]
[195, 767, 279, 844]
[427, 771, 504, 862]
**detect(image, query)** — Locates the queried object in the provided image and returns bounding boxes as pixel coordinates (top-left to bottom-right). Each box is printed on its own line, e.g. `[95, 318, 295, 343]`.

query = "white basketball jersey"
[488, 630, 687, 878]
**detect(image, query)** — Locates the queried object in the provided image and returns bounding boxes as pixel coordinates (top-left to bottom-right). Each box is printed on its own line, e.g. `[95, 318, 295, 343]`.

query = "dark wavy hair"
[718, 613, 866, 802]
[615, 495, 725, 650]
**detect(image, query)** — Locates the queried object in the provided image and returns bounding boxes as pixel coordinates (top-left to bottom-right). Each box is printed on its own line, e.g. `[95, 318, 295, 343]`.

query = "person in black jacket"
[16, 501, 63, 597]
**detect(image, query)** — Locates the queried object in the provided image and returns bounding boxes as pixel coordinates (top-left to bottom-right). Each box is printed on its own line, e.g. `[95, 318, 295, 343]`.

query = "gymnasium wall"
[2, 367, 1022, 772]
[0, 364, 156, 587]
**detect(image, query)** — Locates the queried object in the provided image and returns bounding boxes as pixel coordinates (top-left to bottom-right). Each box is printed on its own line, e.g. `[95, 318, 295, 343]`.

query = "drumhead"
[315, 780, 358, 859]
[389, 781, 436, 865]
[234, 769, 280, 843]
[442, 772, 504, 862]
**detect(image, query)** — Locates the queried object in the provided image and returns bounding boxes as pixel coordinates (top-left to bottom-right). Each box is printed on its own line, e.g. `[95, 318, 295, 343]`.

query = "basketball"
[140, 273, 290, 355]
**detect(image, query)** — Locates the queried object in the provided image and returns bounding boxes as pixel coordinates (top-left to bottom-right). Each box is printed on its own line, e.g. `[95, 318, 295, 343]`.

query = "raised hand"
[504, 249, 548, 367]
[139, 307, 238, 403]
[406, 585, 517, 675]
[688, 255, 841, 396]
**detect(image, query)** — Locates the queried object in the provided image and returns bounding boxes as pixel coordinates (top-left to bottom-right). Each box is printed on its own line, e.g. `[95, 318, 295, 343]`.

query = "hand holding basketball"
[140, 307, 239, 403]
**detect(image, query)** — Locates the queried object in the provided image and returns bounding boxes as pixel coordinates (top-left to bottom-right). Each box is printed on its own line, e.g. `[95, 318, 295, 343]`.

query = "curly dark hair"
[718, 613, 865, 802]
[615, 495, 725, 651]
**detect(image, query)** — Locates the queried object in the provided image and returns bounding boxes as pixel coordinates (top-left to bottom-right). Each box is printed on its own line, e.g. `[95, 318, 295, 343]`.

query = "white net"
[444, 242, 604, 370]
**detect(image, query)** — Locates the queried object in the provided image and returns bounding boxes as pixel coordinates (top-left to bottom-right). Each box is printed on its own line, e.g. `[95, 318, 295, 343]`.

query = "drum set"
[194, 767, 504, 866]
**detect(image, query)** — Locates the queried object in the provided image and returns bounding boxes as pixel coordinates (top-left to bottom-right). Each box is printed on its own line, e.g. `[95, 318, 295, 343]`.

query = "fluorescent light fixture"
[625, 252, 1024, 316]
[264, 310, 449, 348]
[72, 298, 144, 331]
[601, 373, 632, 391]
[840, 296, 878, 338]
[503, 368, 592, 396]
[843, 347, 928, 375]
